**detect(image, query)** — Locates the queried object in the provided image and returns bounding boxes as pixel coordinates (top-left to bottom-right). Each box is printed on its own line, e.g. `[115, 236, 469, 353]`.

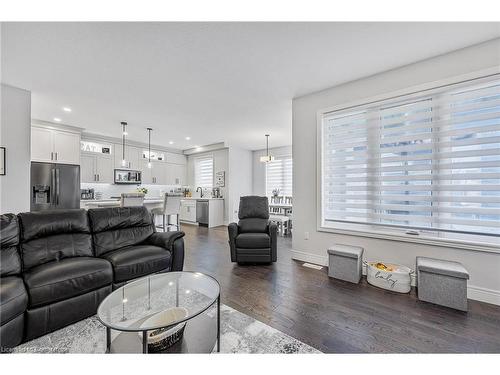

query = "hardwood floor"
[180, 224, 500, 353]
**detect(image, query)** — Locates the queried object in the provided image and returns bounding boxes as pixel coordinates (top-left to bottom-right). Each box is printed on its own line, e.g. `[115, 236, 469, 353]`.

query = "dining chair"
[120, 193, 145, 207]
[151, 194, 182, 232]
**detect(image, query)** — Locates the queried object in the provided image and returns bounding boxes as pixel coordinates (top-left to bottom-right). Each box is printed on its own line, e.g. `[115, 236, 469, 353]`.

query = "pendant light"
[146, 127, 153, 168]
[260, 134, 275, 163]
[121, 121, 128, 167]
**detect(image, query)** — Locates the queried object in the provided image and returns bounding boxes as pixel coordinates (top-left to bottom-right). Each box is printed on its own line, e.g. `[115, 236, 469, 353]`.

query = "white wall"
[228, 147, 253, 223]
[292, 39, 500, 305]
[0, 84, 31, 214]
[186, 148, 229, 222]
[252, 145, 292, 196]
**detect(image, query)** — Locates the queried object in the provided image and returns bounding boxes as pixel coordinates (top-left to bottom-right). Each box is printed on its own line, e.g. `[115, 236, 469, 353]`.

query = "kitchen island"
[80, 198, 164, 209]
[80, 197, 225, 228]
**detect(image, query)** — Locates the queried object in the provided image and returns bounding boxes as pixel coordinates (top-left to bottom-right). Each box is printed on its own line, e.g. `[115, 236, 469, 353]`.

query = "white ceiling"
[2, 22, 500, 150]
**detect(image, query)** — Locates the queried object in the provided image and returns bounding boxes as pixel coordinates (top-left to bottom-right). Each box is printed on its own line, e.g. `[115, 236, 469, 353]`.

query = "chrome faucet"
[196, 187, 203, 197]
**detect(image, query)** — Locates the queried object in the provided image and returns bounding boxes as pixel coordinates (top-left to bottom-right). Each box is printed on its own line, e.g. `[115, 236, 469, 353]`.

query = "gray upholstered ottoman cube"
[327, 244, 363, 284]
[416, 257, 469, 311]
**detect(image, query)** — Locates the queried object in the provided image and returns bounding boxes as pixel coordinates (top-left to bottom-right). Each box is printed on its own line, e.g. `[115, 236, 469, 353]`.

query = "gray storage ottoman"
[416, 256, 469, 311]
[327, 244, 363, 284]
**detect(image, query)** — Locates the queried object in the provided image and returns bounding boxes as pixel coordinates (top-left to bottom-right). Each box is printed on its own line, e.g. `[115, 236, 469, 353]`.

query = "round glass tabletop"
[97, 271, 220, 332]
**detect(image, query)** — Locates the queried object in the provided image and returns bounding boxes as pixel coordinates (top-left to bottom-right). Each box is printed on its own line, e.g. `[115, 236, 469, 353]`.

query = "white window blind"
[194, 156, 214, 188]
[321, 76, 500, 242]
[266, 156, 293, 197]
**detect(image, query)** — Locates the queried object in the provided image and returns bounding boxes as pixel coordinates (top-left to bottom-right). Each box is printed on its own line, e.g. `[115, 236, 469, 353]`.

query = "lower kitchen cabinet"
[180, 200, 197, 222]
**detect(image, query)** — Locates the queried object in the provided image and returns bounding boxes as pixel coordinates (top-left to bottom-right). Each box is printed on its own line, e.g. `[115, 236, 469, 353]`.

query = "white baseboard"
[291, 250, 500, 306]
[290, 250, 328, 267]
[467, 285, 500, 306]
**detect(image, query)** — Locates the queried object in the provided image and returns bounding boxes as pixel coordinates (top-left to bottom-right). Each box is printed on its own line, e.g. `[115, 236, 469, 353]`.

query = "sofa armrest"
[228, 222, 238, 262]
[146, 231, 185, 271]
[268, 222, 278, 262]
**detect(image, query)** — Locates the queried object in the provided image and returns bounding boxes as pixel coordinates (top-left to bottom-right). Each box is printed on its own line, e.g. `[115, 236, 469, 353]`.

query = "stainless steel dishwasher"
[196, 200, 209, 227]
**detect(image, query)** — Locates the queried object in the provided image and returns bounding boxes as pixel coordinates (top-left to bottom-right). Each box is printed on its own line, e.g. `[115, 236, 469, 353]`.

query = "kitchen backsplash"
[80, 183, 182, 199]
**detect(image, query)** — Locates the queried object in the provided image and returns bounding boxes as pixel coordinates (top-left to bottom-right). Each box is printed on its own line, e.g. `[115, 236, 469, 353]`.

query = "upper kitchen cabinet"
[167, 163, 186, 185]
[140, 160, 167, 185]
[31, 125, 81, 165]
[114, 143, 141, 170]
[80, 140, 114, 183]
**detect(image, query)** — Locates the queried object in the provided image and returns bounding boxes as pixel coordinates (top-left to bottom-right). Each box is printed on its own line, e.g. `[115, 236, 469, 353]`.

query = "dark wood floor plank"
[180, 224, 500, 353]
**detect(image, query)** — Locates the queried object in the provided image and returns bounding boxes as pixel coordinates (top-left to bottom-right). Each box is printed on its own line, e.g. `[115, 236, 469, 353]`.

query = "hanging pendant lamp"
[121, 122, 128, 167]
[146, 127, 153, 168]
[260, 134, 275, 163]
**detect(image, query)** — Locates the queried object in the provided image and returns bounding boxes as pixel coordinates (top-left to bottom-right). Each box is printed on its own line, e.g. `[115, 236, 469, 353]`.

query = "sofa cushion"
[24, 257, 113, 308]
[238, 218, 269, 233]
[0, 276, 28, 325]
[238, 196, 269, 220]
[1, 214, 21, 276]
[19, 209, 93, 270]
[102, 245, 171, 283]
[235, 233, 271, 249]
[88, 207, 154, 257]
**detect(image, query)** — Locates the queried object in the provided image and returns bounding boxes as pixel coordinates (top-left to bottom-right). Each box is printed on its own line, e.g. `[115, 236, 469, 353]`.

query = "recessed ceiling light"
[53, 118, 62, 122]
[62, 107, 72, 112]
[169, 141, 174, 145]
[185, 136, 191, 140]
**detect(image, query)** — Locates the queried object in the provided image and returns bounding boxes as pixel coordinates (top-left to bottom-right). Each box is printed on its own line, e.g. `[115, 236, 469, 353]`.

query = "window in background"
[266, 156, 293, 196]
[320, 75, 500, 246]
[194, 156, 214, 188]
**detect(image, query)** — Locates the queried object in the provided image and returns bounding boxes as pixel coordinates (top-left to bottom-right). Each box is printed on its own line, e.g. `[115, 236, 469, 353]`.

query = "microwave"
[114, 169, 142, 184]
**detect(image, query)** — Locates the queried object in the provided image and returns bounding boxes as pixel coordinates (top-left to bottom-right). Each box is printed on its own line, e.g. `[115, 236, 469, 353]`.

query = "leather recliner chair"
[0, 214, 28, 348]
[88, 206, 185, 289]
[228, 196, 277, 263]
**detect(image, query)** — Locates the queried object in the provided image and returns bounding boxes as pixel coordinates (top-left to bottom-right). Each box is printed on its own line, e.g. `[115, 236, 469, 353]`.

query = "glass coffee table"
[97, 271, 220, 353]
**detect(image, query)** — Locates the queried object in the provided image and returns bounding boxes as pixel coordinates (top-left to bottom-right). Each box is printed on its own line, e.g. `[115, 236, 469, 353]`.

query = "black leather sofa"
[0, 214, 28, 348]
[0, 206, 185, 349]
[228, 196, 277, 263]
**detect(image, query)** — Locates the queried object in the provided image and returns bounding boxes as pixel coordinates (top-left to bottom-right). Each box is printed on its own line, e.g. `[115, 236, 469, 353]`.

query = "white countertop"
[181, 197, 224, 200]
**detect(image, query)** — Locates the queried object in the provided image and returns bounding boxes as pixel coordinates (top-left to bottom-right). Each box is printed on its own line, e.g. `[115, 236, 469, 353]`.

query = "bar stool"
[151, 194, 182, 232]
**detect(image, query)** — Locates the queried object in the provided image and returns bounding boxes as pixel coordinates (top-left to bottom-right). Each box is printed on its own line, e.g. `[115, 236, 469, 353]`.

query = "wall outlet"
[304, 231, 309, 240]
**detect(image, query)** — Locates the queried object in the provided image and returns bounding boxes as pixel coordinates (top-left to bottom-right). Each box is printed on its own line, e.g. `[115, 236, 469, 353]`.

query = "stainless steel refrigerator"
[30, 162, 80, 211]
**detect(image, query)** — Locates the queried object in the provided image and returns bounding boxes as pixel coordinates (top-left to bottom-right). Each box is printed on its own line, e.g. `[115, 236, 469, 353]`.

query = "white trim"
[183, 143, 227, 155]
[82, 132, 183, 154]
[316, 67, 500, 254]
[32, 119, 84, 134]
[291, 249, 500, 306]
[291, 249, 328, 266]
[467, 285, 500, 306]
[318, 226, 500, 254]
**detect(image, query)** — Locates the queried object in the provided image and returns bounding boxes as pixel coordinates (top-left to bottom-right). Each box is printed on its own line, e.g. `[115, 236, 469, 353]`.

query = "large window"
[320, 75, 500, 247]
[266, 156, 293, 196]
[194, 156, 214, 188]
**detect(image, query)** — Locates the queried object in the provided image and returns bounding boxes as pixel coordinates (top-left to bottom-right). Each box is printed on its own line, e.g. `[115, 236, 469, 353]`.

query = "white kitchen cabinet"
[81, 153, 114, 183]
[114, 144, 141, 170]
[53, 131, 81, 164]
[80, 154, 95, 183]
[180, 200, 197, 222]
[31, 126, 80, 165]
[166, 163, 186, 185]
[31, 127, 54, 162]
[140, 160, 166, 185]
[95, 155, 114, 183]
